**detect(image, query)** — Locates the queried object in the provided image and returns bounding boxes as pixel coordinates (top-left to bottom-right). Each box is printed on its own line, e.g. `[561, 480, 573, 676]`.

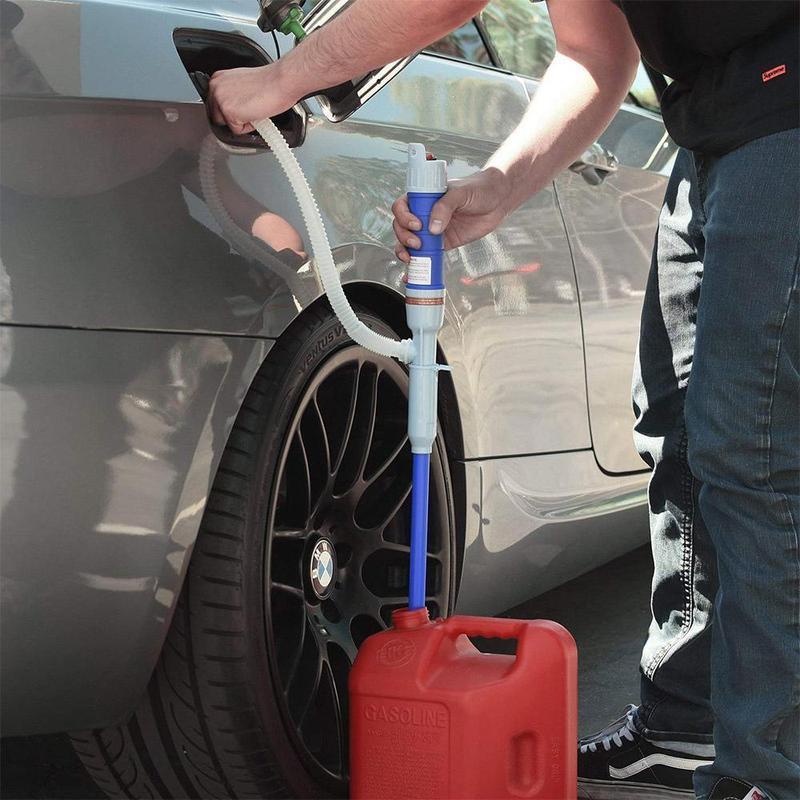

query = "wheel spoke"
[297, 648, 325, 729]
[377, 594, 411, 605]
[354, 368, 379, 482]
[354, 536, 411, 562]
[339, 630, 359, 664]
[332, 365, 360, 475]
[363, 434, 408, 488]
[373, 482, 412, 533]
[324, 660, 346, 774]
[377, 541, 443, 562]
[295, 429, 312, 523]
[311, 397, 332, 478]
[377, 541, 410, 554]
[272, 581, 304, 600]
[273, 527, 307, 540]
[285, 616, 308, 692]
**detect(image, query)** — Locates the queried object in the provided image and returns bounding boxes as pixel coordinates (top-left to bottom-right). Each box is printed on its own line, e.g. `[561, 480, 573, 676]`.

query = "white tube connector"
[253, 117, 415, 364]
[405, 288, 449, 454]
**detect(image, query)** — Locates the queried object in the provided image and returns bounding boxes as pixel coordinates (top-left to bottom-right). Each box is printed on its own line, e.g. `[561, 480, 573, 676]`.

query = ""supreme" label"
[762, 64, 787, 83]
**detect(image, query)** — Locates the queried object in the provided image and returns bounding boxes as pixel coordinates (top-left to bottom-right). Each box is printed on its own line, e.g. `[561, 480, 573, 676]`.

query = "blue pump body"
[406, 192, 445, 290]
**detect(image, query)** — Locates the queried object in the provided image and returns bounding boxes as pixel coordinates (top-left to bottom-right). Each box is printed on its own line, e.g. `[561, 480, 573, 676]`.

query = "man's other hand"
[392, 168, 510, 264]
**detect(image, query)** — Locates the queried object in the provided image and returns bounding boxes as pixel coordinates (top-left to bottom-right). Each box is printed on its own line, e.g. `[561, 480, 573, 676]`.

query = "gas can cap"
[407, 143, 447, 194]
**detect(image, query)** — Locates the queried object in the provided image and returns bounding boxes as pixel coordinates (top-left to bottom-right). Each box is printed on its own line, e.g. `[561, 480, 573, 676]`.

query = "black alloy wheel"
[265, 342, 453, 789]
[71, 304, 456, 800]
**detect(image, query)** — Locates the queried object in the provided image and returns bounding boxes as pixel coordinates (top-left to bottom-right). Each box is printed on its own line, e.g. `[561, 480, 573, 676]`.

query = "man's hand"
[208, 63, 298, 135]
[392, 169, 509, 263]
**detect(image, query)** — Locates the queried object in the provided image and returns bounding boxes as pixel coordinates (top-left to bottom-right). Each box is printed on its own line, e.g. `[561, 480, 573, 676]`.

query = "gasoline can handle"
[441, 615, 529, 642]
[441, 616, 576, 671]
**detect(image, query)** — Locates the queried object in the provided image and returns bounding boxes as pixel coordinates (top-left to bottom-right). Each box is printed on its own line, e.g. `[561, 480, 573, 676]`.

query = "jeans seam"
[764, 252, 800, 735]
[764, 251, 799, 524]
[693, 153, 710, 226]
[645, 426, 696, 679]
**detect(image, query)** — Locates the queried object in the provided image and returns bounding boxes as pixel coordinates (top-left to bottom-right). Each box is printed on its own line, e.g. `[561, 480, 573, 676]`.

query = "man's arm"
[209, 0, 488, 134]
[393, 0, 640, 260]
[485, 0, 639, 210]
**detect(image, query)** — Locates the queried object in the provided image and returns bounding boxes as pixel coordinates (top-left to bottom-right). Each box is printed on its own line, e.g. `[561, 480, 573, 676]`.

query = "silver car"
[0, 0, 672, 796]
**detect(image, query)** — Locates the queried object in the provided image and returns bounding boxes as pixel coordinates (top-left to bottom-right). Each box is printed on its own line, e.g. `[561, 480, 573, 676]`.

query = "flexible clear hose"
[253, 116, 415, 363]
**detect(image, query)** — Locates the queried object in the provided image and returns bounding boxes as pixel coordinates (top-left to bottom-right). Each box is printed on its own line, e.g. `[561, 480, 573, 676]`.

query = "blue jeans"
[632, 129, 800, 799]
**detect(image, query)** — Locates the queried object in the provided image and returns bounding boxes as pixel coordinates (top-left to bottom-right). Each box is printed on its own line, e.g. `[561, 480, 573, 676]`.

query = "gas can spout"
[392, 607, 431, 630]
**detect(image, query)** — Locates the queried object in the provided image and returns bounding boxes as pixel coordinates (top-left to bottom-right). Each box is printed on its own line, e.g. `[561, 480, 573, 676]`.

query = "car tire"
[70, 303, 457, 799]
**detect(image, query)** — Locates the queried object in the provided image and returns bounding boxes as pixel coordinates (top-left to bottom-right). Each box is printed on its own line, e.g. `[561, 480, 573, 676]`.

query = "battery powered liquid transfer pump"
[220, 5, 578, 795]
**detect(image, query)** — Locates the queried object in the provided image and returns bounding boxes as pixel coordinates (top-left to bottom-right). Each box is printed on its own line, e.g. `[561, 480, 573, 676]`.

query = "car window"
[480, 0, 556, 80]
[426, 20, 492, 66]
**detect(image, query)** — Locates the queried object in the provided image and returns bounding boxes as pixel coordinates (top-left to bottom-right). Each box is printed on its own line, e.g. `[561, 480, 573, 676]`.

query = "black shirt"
[612, 1, 799, 154]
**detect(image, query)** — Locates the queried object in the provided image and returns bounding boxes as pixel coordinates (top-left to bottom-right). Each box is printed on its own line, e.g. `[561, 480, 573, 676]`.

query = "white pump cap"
[406, 142, 447, 194]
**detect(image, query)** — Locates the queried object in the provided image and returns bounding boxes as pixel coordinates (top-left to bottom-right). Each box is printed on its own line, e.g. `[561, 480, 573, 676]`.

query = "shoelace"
[580, 706, 637, 754]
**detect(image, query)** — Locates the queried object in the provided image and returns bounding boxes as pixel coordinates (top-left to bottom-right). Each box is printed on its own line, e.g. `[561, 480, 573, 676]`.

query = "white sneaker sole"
[578, 779, 695, 800]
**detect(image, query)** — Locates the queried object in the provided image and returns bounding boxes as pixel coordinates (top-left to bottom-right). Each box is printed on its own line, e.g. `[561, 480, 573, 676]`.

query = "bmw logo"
[309, 538, 336, 599]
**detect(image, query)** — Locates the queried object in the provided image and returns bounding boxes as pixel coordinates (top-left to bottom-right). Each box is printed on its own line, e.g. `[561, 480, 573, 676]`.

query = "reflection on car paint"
[0, 326, 271, 734]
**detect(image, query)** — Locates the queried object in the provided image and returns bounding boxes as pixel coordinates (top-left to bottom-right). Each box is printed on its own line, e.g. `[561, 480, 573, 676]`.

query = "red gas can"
[350, 609, 577, 800]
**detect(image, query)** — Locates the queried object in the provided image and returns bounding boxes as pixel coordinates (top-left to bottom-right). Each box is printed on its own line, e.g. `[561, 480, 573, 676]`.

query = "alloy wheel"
[263, 345, 453, 788]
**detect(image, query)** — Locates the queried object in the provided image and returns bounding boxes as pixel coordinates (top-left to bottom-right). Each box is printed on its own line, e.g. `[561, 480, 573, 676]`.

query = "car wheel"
[71, 303, 457, 799]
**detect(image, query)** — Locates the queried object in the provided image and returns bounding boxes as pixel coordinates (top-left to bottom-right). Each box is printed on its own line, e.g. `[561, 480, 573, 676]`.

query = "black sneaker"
[708, 778, 769, 800]
[578, 705, 715, 799]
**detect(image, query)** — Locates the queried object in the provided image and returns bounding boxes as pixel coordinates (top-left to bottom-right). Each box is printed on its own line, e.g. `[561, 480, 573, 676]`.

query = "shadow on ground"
[0, 546, 652, 798]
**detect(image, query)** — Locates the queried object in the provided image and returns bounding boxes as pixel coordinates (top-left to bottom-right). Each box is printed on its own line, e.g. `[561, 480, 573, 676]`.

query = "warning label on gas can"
[357, 696, 448, 797]
[407, 255, 432, 285]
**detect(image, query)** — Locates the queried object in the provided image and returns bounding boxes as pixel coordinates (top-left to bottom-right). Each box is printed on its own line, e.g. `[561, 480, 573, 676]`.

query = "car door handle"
[569, 145, 618, 185]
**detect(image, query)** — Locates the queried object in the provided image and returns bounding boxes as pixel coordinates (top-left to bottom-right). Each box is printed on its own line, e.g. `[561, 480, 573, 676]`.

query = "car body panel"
[540, 90, 674, 474]
[1, 0, 655, 735]
[491, 5, 673, 475]
[0, 326, 272, 735]
[456, 454, 648, 616]
[557, 105, 674, 474]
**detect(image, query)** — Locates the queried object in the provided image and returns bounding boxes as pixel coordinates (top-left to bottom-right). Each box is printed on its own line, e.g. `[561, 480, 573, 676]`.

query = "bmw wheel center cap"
[310, 538, 336, 599]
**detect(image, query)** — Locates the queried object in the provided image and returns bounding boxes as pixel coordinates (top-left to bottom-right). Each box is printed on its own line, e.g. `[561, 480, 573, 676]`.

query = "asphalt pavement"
[0, 545, 653, 799]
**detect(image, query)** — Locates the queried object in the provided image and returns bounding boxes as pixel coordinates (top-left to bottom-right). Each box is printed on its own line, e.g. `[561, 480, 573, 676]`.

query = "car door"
[479, 0, 677, 474]
[297, 7, 591, 460]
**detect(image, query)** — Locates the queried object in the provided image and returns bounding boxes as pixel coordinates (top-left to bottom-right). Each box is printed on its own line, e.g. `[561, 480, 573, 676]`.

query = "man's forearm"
[485, 0, 639, 216]
[486, 50, 638, 215]
[275, 0, 487, 101]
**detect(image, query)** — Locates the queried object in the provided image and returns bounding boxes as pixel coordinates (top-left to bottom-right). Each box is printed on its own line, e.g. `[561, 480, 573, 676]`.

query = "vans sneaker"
[578, 705, 715, 800]
[708, 778, 769, 800]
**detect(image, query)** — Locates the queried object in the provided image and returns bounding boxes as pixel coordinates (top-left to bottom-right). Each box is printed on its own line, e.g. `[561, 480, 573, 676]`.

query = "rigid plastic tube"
[253, 116, 415, 363]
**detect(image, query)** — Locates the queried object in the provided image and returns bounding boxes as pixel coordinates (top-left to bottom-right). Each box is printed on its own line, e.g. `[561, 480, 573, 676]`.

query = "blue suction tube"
[404, 143, 448, 611]
[409, 453, 431, 609]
